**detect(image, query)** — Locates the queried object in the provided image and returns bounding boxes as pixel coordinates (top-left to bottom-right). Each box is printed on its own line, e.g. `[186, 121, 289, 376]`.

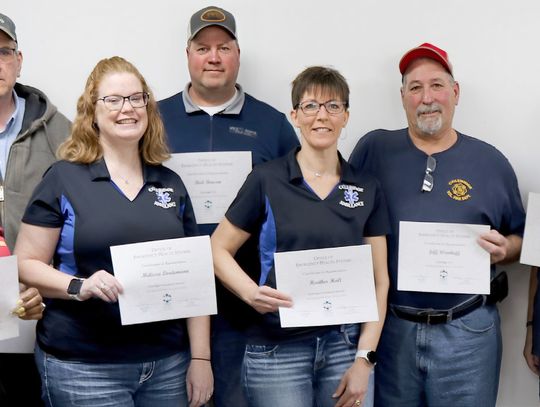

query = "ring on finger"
[100, 282, 108, 290]
[355, 400, 361, 406]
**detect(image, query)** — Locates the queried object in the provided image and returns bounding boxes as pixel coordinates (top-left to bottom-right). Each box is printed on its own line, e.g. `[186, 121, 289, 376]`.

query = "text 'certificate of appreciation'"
[398, 221, 490, 294]
[111, 236, 217, 326]
[274, 245, 378, 328]
[165, 152, 252, 224]
[521, 192, 540, 267]
[0, 256, 20, 341]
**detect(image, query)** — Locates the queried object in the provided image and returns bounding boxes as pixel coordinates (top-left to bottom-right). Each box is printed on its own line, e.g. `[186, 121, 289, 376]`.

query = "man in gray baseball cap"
[0, 11, 70, 407]
[158, 5, 299, 407]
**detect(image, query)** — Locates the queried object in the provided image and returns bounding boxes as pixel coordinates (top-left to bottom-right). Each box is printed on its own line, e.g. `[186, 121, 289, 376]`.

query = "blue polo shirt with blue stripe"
[22, 159, 198, 363]
[225, 147, 390, 343]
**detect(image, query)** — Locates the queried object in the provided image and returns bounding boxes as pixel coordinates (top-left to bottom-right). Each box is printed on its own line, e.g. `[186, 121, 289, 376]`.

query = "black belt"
[391, 295, 485, 325]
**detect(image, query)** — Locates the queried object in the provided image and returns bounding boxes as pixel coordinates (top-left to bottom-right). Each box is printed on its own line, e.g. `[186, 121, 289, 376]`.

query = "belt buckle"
[419, 310, 447, 325]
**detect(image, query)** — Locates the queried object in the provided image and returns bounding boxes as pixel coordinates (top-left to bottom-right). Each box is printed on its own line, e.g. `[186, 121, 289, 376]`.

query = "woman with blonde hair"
[15, 56, 212, 407]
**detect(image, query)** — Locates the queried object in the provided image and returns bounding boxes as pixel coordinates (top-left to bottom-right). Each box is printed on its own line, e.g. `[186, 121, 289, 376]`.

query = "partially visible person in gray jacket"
[0, 11, 70, 407]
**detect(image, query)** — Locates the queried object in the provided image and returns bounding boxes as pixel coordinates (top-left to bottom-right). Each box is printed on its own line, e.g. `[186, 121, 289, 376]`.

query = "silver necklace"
[116, 174, 130, 185]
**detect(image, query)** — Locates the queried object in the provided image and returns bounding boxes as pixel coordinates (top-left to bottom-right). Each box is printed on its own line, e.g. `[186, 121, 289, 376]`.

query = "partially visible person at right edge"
[524, 266, 540, 399]
[158, 6, 299, 406]
[349, 42, 525, 407]
[0, 12, 70, 406]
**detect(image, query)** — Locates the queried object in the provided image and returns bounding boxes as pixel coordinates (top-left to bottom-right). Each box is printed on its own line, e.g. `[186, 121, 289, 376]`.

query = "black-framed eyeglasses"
[295, 100, 348, 116]
[96, 92, 149, 111]
[0, 47, 17, 62]
[421, 155, 437, 192]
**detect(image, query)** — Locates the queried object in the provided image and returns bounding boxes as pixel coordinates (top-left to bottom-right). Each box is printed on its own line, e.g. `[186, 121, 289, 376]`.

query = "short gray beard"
[416, 104, 442, 135]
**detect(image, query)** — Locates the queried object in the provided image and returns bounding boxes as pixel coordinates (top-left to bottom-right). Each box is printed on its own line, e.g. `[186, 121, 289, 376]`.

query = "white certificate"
[165, 152, 252, 224]
[398, 221, 490, 294]
[110, 236, 217, 326]
[0, 256, 20, 341]
[521, 192, 540, 267]
[274, 245, 379, 328]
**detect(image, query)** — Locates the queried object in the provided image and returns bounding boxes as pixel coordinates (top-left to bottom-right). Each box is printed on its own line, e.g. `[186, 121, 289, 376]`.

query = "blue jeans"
[375, 305, 501, 407]
[211, 314, 249, 407]
[35, 345, 189, 407]
[242, 324, 374, 407]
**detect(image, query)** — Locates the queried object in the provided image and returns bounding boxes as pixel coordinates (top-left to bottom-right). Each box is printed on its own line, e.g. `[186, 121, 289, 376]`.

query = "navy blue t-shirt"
[22, 159, 198, 363]
[349, 128, 525, 309]
[225, 148, 390, 343]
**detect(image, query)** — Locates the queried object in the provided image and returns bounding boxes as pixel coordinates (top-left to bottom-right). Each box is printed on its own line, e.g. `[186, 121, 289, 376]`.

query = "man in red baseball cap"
[350, 42, 525, 406]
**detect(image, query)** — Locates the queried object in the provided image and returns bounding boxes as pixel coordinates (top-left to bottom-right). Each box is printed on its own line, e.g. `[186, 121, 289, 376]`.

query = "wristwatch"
[67, 278, 84, 301]
[355, 349, 377, 365]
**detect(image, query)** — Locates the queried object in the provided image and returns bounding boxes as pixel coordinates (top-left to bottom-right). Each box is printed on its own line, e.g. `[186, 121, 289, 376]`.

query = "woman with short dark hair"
[211, 66, 390, 407]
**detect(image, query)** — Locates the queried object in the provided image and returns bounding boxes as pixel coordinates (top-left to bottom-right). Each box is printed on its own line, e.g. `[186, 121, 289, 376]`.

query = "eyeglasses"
[295, 100, 348, 116]
[421, 155, 437, 192]
[96, 92, 149, 111]
[0, 47, 17, 62]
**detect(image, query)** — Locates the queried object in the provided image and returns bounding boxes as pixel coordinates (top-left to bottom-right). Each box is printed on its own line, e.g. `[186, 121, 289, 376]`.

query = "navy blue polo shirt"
[158, 86, 299, 327]
[22, 159, 198, 363]
[349, 128, 525, 309]
[225, 148, 390, 343]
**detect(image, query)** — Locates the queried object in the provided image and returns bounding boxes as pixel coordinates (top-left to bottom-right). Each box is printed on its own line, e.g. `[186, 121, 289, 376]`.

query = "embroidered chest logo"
[229, 126, 258, 138]
[447, 179, 472, 201]
[148, 186, 177, 209]
[338, 184, 364, 208]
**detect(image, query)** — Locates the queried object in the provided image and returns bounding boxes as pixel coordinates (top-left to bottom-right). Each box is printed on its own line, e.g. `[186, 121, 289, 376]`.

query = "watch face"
[67, 278, 83, 295]
[367, 351, 377, 364]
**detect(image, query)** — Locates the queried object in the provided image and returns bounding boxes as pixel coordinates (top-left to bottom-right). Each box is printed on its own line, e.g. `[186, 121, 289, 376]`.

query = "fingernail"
[16, 299, 23, 305]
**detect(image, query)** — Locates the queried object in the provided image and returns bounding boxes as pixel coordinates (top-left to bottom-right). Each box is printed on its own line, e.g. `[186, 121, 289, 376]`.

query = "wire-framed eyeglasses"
[421, 155, 437, 192]
[96, 92, 149, 111]
[295, 100, 348, 116]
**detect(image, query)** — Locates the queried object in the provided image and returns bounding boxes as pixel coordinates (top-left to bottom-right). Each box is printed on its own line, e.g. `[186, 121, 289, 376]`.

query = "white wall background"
[3, 1, 539, 405]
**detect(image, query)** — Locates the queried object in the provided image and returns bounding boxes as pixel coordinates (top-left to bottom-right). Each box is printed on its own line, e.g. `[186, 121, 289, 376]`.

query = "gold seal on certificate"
[398, 221, 491, 294]
[274, 245, 379, 328]
[165, 152, 252, 224]
[110, 236, 217, 325]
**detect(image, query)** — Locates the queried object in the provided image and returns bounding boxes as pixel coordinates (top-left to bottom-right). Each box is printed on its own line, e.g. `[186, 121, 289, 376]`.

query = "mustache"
[416, 104, 442, 116]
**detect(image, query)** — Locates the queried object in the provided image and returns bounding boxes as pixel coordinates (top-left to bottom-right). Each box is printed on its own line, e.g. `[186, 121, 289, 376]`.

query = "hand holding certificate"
[110, 236, 217, 325]
[0, 256, 20, 341]
[274, 245, 379, 328]
[398, 221, 490, 294]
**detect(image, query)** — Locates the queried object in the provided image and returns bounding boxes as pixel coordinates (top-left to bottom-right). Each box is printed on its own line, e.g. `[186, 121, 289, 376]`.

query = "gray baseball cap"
[188, 6, 236, 41]
[0, 13, 17, 42]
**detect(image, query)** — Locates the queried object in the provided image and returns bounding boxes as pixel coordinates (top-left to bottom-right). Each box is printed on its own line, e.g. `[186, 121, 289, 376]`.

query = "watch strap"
[355, 349, 377, 365]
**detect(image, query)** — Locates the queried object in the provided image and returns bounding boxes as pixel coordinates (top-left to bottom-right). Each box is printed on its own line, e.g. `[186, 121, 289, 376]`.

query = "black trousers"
[0, 353, 43, 406]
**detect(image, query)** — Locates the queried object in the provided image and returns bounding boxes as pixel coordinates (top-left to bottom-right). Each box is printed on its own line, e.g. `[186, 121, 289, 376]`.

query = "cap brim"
[0, 27, 16, 42]
[189, 23, 236, 41]
[399, 47, 452, 75]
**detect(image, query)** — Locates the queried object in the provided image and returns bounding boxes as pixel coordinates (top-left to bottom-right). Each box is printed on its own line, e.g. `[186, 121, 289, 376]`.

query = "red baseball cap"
[399, 42, 453, 76]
